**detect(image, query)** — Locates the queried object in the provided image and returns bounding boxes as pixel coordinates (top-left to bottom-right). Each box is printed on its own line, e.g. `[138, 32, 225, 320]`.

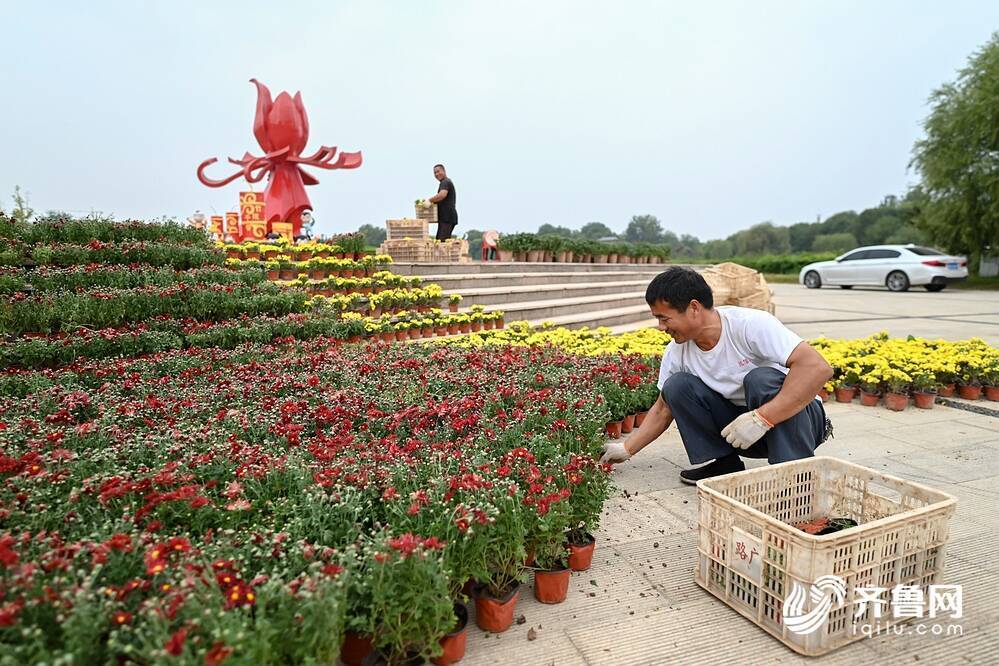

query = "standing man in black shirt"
[427, 164, 457, 241]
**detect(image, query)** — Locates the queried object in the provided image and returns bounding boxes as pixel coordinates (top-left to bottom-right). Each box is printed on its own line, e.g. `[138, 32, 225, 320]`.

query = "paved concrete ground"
[462, 401, 999, 665]
[772, 283, 999, 345]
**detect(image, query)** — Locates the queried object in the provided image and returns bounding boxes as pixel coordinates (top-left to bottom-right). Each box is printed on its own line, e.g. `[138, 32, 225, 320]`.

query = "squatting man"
[600, 268, 834, 484]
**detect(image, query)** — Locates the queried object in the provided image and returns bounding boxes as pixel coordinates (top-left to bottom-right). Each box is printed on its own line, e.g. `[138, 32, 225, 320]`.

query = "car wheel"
[924, 284, 946, 292]
[886, 271, 910, 292]
[803, 271, 821, 289]
[840, 285, 853, 290]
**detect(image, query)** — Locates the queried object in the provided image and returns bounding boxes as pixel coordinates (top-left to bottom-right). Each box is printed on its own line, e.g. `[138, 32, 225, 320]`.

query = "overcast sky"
[4, 1, 999, 239]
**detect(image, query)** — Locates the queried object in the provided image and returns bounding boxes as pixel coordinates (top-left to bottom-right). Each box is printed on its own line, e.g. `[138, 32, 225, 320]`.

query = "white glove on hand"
[599, 441, 632, 465]
[721, 410, 773, 450]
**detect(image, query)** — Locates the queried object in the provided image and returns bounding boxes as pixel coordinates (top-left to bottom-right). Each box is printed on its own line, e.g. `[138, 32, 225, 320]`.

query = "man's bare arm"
[756, 342, 833, 425]
[428, 189, 448, 204]
[623, 394, 674, 456]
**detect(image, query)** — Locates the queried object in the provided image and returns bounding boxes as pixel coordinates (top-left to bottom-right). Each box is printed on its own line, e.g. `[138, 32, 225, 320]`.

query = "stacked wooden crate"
[414, 201, 438, 223]
[701, 262, 776, 314]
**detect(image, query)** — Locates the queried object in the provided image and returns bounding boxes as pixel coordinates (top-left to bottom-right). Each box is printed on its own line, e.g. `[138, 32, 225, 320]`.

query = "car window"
[905, 246, 947, 256]
[868, 249, 901, 259]
[840, 250, 870, 261]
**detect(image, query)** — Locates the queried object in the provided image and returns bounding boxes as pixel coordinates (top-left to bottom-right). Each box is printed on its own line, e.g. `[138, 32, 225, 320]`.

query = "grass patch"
[762, 273, 799, 284]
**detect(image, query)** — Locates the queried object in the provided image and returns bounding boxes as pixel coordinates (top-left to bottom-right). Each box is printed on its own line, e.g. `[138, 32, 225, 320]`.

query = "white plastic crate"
[696, 456, 956, 656]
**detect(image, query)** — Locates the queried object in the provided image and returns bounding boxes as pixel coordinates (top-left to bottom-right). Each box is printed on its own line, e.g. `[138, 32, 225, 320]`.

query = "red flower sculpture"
[197, 79, 362, 229]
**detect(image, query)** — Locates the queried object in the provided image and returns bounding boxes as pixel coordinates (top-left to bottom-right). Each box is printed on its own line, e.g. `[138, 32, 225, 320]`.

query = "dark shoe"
[679, 455, 745, 485]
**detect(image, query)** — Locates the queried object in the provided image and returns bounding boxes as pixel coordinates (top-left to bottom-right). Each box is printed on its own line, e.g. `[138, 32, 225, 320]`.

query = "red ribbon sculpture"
[197, 79, 362, 235]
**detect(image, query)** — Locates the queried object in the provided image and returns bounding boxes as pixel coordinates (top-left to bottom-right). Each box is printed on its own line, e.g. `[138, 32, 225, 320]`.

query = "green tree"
[579, 222, 615, 240]
[701, 239, 734, 259]
[624, 214, 664, 243]
[537, 223, 575, 237]
[730, 222, 790, 255]
[863, 214, 904, 246]
[463, 228, 484, 259]
[357, 223, 386, 248]
[812, 233, 858, 254]
[884, 224, 928, 246]
[820, 211, 858, 235]
[674, 233, 702, 257]
[788, 222, 820, 253]
[911, 32, 999, 274]
[10, 186, 33, 224]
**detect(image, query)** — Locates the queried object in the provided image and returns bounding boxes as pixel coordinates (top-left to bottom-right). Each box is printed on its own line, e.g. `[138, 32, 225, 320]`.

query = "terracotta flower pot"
[245, 251, 260, 261]
[834, 387, 856, 403]
[818, 388, 830, 402]
[567, 532, 596, 571]
[859, 390, 881, 407]
[471, 322, 482, 333]
[460, 324, 471, 334]
[635, 410, 648, 427]
[496, 319, 505, 329]
[279, 269, 296, 281]
[621, 413, 636, 433]
[958, 384, 982, 400]
[533, 565, 570, 604]
[449, 303, 459, 313]
[937, 383, 956, 398]
[380, 332, 395, 343]
[395, 331, 409, 342]
[474, 582, 520, 633]
[340, 631, 374, 666]
[432, 601, 469, 666]
[436, 327, 448, 336]
[884, 392, 908, 411]
[913, 391, 936, 409]
[985, 386, 999, 402]
[526, 250, 542, 262]
[605, 421, 622, 439]
[483, 320, 494, 330]
[265, 270, 279, 281]
[448, 325, 460, 335]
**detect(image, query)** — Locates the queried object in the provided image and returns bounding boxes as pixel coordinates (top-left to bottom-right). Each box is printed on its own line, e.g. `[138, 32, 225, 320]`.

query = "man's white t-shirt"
[656, 306, 804, 406]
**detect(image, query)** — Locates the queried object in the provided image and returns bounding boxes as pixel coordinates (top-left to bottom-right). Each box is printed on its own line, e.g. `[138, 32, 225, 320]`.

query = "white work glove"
[721, 410, 773, 450]
[599, 441, 632, 465]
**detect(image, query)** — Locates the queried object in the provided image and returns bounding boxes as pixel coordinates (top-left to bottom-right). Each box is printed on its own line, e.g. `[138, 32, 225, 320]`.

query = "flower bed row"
[286, 273, 423, 297]
[1, 214, 209, 246]
[0, 309, 508, 371]
[226, 254, 393, 281]
[1, 282, 307, 335]
[0, 340, 656, 664]
[434, 325, 999, 412]
[0, 265, 267, 296]
[0, 240, 224, 270]
[218, 233, 367, 261]
[813, 334, 999, 408]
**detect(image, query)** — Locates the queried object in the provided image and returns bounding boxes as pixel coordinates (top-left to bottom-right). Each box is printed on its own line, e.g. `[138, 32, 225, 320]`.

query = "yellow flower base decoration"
[436, 325, 999, 393]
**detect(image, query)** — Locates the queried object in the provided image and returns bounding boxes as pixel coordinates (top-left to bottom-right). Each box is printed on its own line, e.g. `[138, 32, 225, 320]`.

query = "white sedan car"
[799, 245, 968, 292]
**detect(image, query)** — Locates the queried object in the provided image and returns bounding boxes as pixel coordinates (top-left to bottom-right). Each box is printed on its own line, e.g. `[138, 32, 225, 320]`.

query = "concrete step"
[446, 280, 651, 306]
[421, 270, 662, 290]
[470, 291, 648, 322]
[523, 304, 658, 330]
[392, 261, 696, 276]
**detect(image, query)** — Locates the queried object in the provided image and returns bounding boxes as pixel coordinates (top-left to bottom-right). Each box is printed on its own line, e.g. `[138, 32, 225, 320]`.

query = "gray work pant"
[661, 367, 828, 465]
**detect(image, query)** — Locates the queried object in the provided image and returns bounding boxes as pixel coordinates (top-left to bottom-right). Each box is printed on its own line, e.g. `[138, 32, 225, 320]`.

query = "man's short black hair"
[645, 267, 714, 311]
[433, 163, 445, 171]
